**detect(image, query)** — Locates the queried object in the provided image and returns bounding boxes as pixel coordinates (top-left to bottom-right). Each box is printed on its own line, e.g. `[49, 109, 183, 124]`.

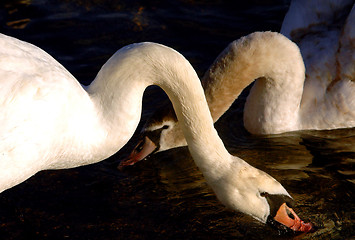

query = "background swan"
[120, 31, 303, 165]
[120, 1, 355, 166]
[0, 34, 313, 232]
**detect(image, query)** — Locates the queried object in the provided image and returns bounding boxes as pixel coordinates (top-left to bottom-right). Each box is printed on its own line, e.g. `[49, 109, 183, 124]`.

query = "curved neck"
[202, 32, 305, 131]
[202, 39, 255, 121]
[87, 42, 231, 173]
[209, 32, 305, 134]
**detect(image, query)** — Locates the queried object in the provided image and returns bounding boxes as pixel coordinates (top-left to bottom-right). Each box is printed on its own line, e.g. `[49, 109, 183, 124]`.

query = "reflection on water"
[0, 0, 354, 239]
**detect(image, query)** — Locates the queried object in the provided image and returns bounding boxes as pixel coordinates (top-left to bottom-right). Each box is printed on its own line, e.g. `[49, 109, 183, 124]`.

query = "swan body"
[0, 33, 313, 230]
[279, 0, 355, 131]
[120, 1, 355, 165]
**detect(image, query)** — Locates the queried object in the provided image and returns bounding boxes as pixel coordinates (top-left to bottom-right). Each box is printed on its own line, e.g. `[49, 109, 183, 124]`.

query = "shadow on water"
[0, 0, 354, 239]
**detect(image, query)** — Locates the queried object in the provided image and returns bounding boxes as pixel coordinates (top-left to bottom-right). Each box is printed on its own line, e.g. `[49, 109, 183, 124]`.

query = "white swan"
[0, 33, 313, 232]
[120, 1, 355, 165]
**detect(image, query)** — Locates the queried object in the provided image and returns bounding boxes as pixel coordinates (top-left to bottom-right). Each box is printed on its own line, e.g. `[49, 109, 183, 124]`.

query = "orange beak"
[273, 203, 315, 233]
[118, 136, 157, 170]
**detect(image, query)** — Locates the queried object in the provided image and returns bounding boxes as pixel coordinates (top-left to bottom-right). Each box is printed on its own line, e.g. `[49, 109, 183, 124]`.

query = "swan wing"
[281, 1, 355, 129]
[0, 34, 94, 184]
[281, 0, 354, 91]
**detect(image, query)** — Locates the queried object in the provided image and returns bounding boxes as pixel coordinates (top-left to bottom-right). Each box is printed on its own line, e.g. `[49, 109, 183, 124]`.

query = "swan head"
[119, 101, 184, 168]
[206, 159, 315, 233]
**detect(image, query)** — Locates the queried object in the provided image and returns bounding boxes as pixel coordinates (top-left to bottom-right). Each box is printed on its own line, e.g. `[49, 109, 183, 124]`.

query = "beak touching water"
[269, 202, 315, 234]
[263, 193, 315, 234]
[118, 136, 158, 170]
[119, 139, 316, 234]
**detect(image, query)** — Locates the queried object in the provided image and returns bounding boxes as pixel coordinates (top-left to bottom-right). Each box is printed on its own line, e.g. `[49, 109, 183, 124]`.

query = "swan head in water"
[119, 110, 315, 233]
[121, 138, 315, 233]
[200, 157, 314, 233]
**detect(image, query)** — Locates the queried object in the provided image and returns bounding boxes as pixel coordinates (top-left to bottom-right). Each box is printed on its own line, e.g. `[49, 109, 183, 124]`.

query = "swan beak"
[118, 136, 157, 169]
[273, 203, 315, 233]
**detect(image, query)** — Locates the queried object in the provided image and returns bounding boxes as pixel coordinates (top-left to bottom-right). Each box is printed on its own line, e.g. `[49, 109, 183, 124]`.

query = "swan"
[0, 33, 313, 232]
[120, 1, 355, 165]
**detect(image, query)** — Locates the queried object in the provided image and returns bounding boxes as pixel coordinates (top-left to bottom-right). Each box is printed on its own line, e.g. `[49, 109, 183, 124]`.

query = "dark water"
[0, 0, 354, 239]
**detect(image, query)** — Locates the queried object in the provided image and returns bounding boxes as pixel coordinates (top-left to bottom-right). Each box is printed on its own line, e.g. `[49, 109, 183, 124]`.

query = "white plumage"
[0, 34, 312, 230]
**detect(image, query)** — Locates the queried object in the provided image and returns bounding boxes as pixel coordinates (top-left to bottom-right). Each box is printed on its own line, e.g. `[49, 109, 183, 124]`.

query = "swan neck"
[237, 32, 305, 134]
[202, 32, 305, 125]
[87, 43, 231, 173]
[154, 49, 232, 173]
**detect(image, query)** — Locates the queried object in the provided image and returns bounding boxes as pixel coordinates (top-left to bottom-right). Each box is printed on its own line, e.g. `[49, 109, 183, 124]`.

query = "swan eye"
[145, 125, 168, 146]
[259, 192, 295, 218]
[136, 140, 145, 152]
[260, 192, 268, 197]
